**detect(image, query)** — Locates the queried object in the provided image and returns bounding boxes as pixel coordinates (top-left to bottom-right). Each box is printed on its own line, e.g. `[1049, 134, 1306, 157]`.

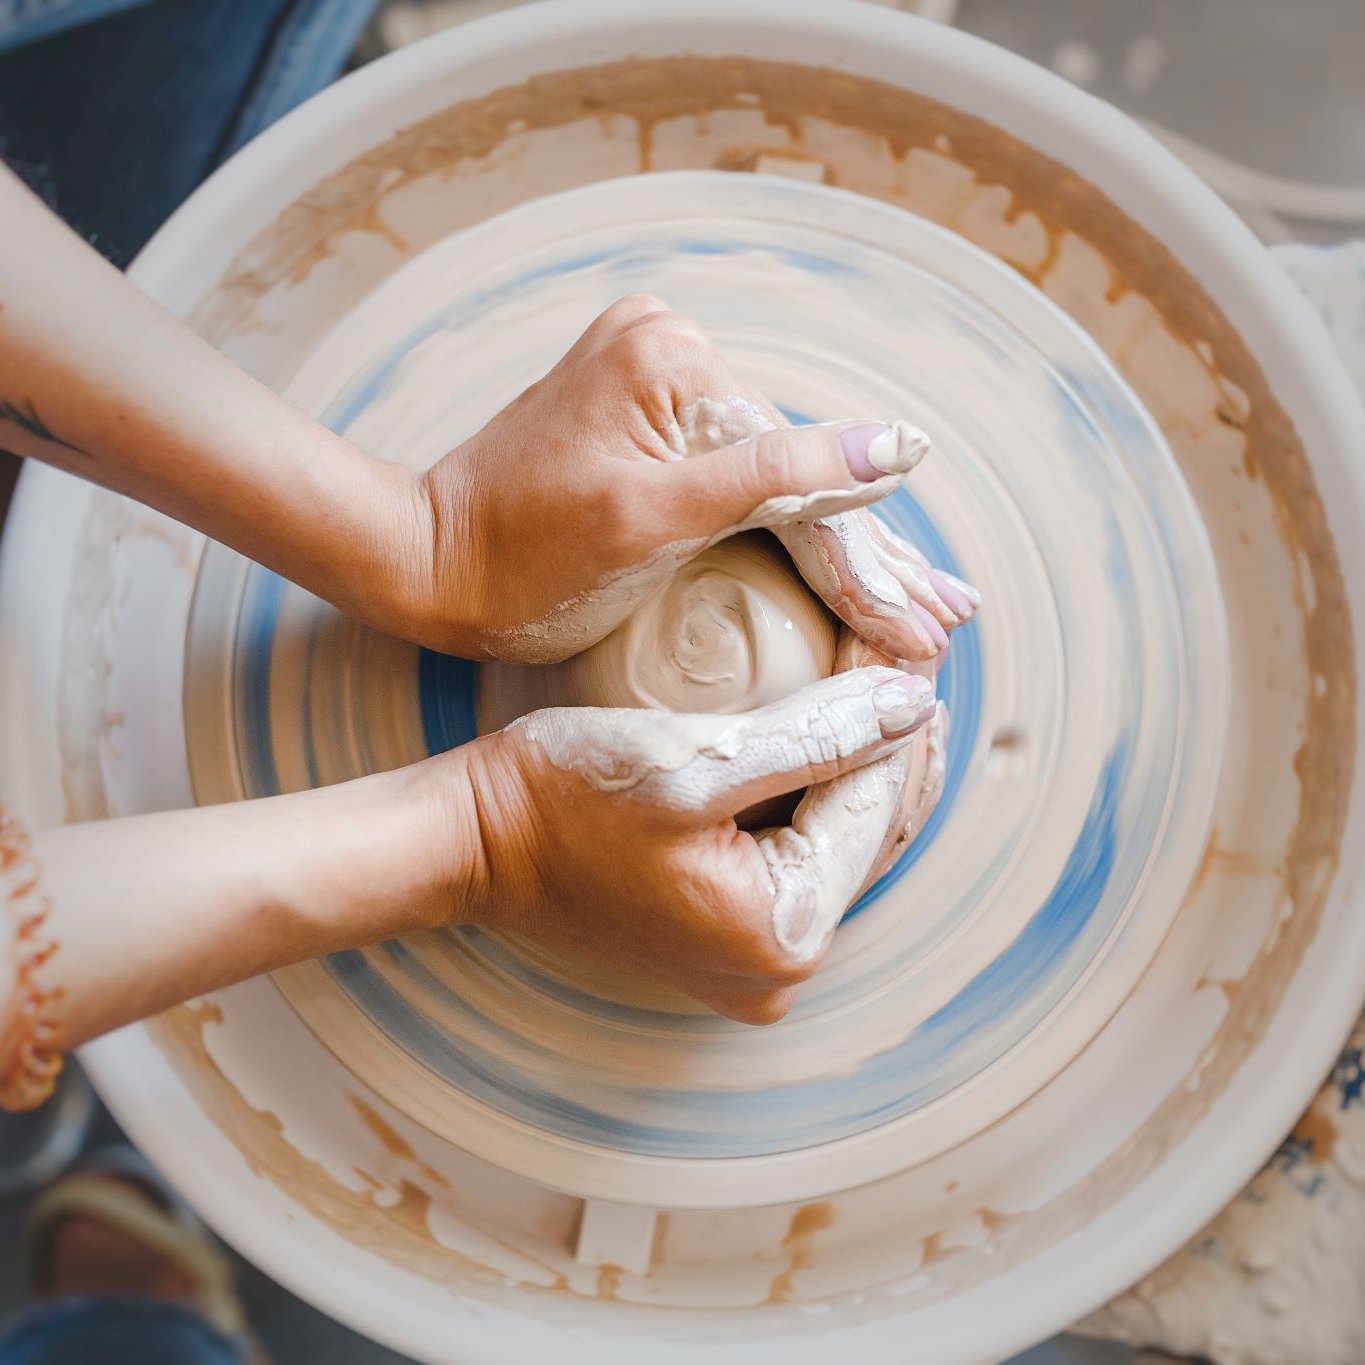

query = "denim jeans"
[0, 0, 376, 264]
[0, 1300, 244, 1365]
[0, 0, 376, 1352]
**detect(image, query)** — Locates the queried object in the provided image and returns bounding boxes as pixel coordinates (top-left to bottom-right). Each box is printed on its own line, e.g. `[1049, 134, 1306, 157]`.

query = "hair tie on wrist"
[0, 804, 63, 1111]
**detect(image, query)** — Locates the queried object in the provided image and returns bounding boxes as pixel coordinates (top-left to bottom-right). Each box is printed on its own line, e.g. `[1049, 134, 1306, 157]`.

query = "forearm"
[30, 753, 482, 1048]
[0, 166, 427, 635]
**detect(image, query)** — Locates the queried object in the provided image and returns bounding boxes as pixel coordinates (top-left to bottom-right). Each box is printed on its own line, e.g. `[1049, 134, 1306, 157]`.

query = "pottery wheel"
[183, 172, 1227, 1207]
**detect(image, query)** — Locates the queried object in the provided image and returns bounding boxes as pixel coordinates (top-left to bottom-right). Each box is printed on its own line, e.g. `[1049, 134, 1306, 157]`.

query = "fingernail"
[912, 601, 951, 654]
[872, 674, 935, 737]
[841, 421, 930, 481]
[929, 567, 982, 619]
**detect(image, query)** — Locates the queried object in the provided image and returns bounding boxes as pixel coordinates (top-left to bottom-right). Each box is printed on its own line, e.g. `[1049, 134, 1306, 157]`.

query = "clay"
[477, 531, 838, 732]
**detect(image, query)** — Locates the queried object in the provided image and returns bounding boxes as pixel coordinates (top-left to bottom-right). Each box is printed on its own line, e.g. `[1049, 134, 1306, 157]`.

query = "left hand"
[394, 295, 979, 662]
[0, 172, 977, 672]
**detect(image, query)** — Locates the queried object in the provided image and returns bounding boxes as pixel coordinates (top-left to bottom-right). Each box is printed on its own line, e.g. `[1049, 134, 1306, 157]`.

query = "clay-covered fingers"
[773, 510, 979, 663]
[417, 293, 982, 664]
[482, 669, 942, 1026]
[659, 834, 827, 1026]
[643, 406, 930, 543]
[872, 517, 981, 631]
[665, 392, 979, 662]
[576, 311, 785, 456]
[511, 666, 936, 821]
[857, 700, 950, 897]
[711, 703, 949, 1009]
[745, 633, 948, 968]
[575, 301, 787, 462]
[700, 663, 937, 817]
[754, 746, 913, 963]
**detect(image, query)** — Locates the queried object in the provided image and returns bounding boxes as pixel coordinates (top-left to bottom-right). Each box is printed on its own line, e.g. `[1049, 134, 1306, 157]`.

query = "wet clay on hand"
[477, 531, 838, 732]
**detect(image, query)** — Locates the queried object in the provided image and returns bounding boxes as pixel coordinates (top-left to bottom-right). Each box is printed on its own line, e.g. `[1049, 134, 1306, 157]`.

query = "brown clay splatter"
[1196, 976, 1241, 1005]
[147, 1002, 557, 1297]
[976, 1207, 1014, 1235]
[1292, 1105, 1339, 1163]
[766, 1200, 835, 1303]
[1188, 830, 1282, 901]
[347, 1093, 452, 1188]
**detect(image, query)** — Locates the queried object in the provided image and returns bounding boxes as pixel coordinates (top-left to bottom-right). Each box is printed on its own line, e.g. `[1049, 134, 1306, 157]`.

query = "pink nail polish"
[930, 568, 981, 620]
[911, 601, 951, 653]
[841, 423, 890, 481]
[839, 421, 929, 481]
[872, 675, 935, 737]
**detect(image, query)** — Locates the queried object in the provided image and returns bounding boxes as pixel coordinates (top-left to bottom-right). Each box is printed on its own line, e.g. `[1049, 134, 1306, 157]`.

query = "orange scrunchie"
[0, 804, 63, 1111]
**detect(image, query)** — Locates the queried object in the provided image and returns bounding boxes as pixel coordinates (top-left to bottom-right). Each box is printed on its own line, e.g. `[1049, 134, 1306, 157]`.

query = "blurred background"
[3, 1, 1363, 1360]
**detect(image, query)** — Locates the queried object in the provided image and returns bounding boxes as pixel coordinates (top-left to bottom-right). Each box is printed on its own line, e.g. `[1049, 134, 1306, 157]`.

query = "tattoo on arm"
[0, 398, 88, 458]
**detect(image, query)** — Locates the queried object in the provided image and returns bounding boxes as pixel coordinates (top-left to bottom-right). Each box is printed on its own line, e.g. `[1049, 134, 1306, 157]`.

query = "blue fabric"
[218, 0, 374, 161]
[0, 0, 376, 265]
[0, 1, 378, 1338]
[0, 1299, 246, 1364]
[0, 0, 153, 56]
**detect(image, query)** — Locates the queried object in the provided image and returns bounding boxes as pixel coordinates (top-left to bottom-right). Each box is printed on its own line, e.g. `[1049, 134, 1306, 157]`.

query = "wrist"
[331, 448, 435, 645]
[332, 454, 463, 656]
[399, 745, 492, 933]
[214, 417, 438, 650]
[283, 753, 489, 948]
[397, 461, 485, 657]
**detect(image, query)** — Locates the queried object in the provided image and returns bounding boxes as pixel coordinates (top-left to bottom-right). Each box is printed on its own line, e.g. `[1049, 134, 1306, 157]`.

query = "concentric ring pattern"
[184, 173, 1226, 1199]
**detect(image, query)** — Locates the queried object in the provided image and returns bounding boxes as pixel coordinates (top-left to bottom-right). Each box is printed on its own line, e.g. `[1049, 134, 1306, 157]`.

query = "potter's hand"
[0, 654, 946, 1086]
[827, 631, 949, 900]
[673, 395, 981, 663]
[0, 174, 976, 665]
[461, 665, 937, 1023]
[408, 295, 937, 662]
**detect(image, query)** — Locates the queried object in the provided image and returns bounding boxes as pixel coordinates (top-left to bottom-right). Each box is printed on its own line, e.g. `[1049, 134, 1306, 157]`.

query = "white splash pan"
[1, 4, 1363, 1363]
[178, 168, 1227, 1207]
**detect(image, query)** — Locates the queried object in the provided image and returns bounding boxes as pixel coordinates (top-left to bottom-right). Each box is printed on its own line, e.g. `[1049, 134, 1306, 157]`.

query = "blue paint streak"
[909, 743, 1124, 1054]
[1334, 1047, 1365, 1109]
[325, 246, 623, 433]
[325, 941, 723, 1149]
[237, 570, 285, 798]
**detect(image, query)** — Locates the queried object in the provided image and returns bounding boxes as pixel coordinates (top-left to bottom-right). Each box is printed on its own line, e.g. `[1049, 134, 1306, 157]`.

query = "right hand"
[450, 664, 939, 1024]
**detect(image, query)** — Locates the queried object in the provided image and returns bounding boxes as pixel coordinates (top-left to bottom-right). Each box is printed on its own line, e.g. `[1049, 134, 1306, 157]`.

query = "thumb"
[689, 666, 937, 820]
[652, 420, 930, 541]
